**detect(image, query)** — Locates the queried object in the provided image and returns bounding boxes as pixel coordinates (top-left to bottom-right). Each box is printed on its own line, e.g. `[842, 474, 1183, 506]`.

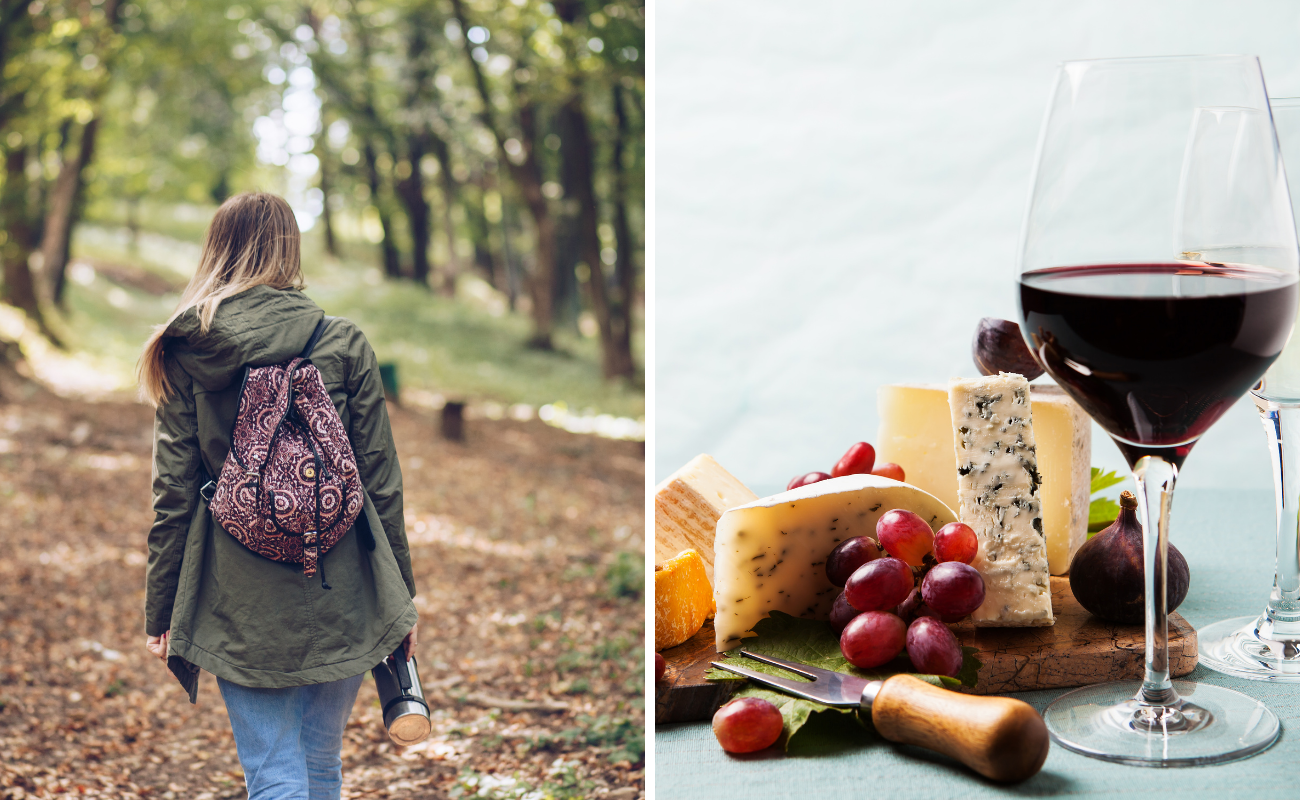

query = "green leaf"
[954, 646, 982, 688]
[705, 612, 982, 752]
[1090, 467, 1125, 495]
[1088, 467, 1126, 536]
[1088, 496, 1121, 535]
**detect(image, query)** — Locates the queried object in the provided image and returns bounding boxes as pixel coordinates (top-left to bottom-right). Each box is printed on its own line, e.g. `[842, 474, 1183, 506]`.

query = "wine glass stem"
[1255, 396, 1300, 632]
[1132, 455, 1177, 704]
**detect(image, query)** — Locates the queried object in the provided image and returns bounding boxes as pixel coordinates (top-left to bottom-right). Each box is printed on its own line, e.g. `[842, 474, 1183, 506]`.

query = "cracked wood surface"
[655, 576, 1197, 723]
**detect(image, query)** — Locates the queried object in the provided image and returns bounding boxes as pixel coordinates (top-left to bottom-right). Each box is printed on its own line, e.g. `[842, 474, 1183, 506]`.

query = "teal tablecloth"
[655, 488, 1300, 798]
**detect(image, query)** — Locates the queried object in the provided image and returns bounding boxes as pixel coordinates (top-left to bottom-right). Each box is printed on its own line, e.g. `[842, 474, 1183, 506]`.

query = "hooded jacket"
[145, 285, 418, 702]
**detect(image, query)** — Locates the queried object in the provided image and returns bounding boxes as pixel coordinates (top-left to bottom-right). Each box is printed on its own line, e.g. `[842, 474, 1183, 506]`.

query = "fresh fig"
[972, 318, 1044, 380]
[1069, 490, 1189, 624]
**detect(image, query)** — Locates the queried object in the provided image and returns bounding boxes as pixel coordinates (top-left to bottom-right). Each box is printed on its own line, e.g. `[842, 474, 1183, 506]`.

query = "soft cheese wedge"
[713, 475, 956, 651]
[655, 454, 758, 584]
[877, 382, 1089, 575]
[949, 374, 1054, 627]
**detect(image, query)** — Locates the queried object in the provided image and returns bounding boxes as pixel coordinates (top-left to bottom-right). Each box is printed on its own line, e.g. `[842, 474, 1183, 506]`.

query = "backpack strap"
[299, 316, 336, 359]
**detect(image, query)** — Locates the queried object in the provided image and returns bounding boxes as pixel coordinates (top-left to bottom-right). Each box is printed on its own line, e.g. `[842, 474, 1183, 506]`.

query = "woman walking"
[139, 192, 419, 799]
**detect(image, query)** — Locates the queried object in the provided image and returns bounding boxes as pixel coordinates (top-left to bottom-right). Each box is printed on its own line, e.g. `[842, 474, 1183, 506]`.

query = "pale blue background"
[656, 1, 1300, 795]
[656, 0, 1300, 498]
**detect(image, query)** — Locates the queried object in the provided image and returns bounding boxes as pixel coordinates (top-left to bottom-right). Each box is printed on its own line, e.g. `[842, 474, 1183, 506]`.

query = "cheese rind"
[713, 474, 956, 651]
[1027, 385, 1091, 574]
[655, 454, 758, 583]
[949, 374, 1054, 628]
[878, 382, 1089, 575]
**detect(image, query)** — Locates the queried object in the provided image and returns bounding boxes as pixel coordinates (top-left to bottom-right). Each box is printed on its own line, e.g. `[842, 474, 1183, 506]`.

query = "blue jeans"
[217, 673, 365, 800]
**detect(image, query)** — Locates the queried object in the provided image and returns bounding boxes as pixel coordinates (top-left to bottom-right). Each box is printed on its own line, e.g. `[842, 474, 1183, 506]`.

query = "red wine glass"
[1016, 56, 1297, 766]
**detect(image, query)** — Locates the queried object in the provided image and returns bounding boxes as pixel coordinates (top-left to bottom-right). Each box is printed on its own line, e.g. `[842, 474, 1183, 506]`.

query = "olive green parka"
[145, 285, 418, 702]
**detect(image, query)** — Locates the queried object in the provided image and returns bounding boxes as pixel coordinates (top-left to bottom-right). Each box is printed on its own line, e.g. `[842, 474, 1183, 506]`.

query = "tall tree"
[40, 0, 124, 305]
[450, 0, 559, 350]
[610, 83, 638, 376]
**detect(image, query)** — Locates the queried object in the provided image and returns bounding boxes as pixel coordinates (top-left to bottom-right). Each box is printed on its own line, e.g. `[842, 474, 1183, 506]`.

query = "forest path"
[0, 380, 644, 799]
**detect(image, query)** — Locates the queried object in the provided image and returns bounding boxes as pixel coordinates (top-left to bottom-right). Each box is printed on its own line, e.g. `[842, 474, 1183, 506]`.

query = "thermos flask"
[372, 646, 431, 746]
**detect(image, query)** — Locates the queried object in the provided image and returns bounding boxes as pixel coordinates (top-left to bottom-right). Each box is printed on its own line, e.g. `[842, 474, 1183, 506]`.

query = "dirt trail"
[0, 381, 645, 799]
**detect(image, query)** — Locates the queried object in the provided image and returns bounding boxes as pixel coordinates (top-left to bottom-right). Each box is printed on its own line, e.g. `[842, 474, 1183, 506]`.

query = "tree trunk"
[559, 94, 632, 379]
[394, 135, 432, 287]
[425, 134, 462, 297]
[316, 135, 338, 257]
[512, 101, 556, 349]
[363, 141, 403, 280]
[396, 21, 433, 289]
[1, 148, 56, 341]
[499, 186, 519, 312]
[611, 85, 637, 376]
[468, 171, 499, 288]
[43, 117, 100, 306]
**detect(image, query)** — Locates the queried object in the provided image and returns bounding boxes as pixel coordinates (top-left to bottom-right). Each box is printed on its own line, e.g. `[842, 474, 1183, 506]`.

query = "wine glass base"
[1043, 680, 1278, 767]
[1199, 615, 1300, 681]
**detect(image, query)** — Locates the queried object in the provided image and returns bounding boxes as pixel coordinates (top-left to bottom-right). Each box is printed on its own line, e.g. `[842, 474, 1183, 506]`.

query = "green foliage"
[603, 550, 642, 598]
[704, 611, 981, 753]
[1089, 467, 1127, 535]
[518, 714, 643, 765]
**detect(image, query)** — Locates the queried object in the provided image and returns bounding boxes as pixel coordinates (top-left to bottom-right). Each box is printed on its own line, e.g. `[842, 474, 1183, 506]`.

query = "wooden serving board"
[656, 576, 1197, 723]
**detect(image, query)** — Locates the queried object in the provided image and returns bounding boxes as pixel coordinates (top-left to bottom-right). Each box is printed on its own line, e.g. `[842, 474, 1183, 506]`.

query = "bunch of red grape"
[827, 510, 984, 678]
[788, 441, 905, 490]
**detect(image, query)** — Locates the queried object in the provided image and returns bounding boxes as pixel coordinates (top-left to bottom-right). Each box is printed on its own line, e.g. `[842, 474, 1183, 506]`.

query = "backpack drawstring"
[315, 456, 330, 590]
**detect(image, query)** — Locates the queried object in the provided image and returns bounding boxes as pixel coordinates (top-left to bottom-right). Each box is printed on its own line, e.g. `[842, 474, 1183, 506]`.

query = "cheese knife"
[711, 649, 1049, 782]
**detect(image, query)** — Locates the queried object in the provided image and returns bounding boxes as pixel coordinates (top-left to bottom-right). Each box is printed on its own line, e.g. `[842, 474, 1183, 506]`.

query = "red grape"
[840, 611, 907, 668]
[832, 442, 876, 478]
[655, 652, 666, 682]
[844, 557, 914, 612]
[871, 462, 906, 482]
[933, 522, 978, 564]
[921, 561, 986, 618]
[712, 697, 784, 753]
[906, 616, 964, 678]
[826, 536, 883, 586]
[787, 471, 831, 491]
[876, 509, 934, 566]
[829, 591, 863, 635]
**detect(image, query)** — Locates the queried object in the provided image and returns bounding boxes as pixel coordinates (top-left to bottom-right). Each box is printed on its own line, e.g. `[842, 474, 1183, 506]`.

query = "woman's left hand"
[146, 631, 169, 662]
[402, 623, 418, 661]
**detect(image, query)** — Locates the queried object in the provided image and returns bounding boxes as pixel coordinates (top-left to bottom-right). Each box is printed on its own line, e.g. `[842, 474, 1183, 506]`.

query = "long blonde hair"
[138, 192, 304, 407]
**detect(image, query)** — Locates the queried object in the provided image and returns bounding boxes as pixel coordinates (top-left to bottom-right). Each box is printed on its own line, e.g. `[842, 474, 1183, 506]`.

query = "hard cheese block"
[655, 549, 714, 650]
[655, 454, 758, 583]
[949, 373, 1053, 627]
[877, 382, 1089, 575]
[712, 474, 956, 651]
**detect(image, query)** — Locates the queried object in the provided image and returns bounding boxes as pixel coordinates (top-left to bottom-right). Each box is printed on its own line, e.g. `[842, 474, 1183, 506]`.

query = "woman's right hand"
[146, 631, 168, 662]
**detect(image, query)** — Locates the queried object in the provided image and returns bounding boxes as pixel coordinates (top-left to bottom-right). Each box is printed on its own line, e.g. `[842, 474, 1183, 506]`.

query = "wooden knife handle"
[870, 675, 1049, 783]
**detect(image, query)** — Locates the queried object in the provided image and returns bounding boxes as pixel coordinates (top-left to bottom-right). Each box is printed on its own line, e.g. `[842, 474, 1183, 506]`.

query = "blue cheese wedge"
[949, 373, 1054, 627]
[712, 474, 957, 651]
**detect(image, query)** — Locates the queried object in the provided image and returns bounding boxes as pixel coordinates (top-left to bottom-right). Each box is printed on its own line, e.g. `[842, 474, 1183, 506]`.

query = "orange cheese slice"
[655, 549, 713, 651]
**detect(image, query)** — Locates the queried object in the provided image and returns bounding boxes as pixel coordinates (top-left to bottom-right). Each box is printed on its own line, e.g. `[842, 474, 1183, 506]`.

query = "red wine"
[1018, 263, 1297, 466]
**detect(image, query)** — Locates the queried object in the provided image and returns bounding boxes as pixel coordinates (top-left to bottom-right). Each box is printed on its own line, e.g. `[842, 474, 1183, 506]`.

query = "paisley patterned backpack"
[202, 317, 365, 588]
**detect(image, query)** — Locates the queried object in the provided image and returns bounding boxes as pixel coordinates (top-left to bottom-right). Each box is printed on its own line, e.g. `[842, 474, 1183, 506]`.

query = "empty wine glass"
[1016, 55, 1295, 766]
[1199, 96, 1300, 681]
